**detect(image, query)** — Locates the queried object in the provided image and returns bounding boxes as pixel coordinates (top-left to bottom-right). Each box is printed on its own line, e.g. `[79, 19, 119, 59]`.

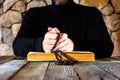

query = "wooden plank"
[44, 62, 79, 80]
[73, 62, 118, 80]
[10, 62, 49, 80]
[94, 62, 120, 79]
[96, 58, 110, 61]
[0, 56, 16, 64]
[0, 59, 27, 80]
[105, 57, 120, 62]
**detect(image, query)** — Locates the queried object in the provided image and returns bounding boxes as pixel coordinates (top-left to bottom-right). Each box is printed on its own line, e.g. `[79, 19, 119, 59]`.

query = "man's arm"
[74, 7, 114, 59]
[13, 8, 44, 57]
[13, 37, 43, 57]
[87, 8, 114, 58]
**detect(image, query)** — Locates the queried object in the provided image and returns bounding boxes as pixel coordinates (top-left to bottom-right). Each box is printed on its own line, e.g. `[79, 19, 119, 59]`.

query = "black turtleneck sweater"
[13, 1, 114, 58]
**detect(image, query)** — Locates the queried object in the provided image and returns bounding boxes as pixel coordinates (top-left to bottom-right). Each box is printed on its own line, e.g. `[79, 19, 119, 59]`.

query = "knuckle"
[64, 33, 68, 38]
[61, 33, 68, 39]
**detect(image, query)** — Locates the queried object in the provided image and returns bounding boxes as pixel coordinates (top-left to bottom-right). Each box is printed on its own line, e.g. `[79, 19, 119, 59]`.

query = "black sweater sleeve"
[74, 8, 114, 59]
[13, 37, 43, 57]
[13, 8, 44, 57]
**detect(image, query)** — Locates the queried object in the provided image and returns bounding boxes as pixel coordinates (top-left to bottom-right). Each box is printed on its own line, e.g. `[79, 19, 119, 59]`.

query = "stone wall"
[0, 0, 120, 56]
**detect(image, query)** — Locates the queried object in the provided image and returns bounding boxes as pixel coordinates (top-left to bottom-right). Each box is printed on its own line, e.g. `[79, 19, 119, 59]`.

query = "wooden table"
[0, 56, 120, 80]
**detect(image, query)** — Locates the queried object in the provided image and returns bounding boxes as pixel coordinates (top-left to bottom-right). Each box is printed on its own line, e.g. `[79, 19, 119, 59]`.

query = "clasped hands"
[42, 27, 74, 53]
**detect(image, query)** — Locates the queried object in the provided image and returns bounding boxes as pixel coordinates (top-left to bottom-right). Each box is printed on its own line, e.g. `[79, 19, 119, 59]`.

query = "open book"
[27, 51, 95, 61]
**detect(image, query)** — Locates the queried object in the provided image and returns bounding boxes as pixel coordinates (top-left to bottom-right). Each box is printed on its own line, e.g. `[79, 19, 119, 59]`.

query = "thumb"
[48, 27, 60, 33]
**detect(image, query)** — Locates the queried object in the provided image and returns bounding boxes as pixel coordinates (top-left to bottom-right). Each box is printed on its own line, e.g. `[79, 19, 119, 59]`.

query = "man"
[13, 0, 114, 59]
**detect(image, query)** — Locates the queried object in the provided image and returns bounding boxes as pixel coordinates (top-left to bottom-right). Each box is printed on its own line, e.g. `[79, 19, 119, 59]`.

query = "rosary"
[51, 33, 77, 65]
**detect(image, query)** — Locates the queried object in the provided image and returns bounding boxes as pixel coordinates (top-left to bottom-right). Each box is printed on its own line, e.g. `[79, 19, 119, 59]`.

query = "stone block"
[0, 10, 22, 28]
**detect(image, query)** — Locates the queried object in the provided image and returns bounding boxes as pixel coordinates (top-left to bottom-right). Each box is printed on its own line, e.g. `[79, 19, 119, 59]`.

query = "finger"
[60, 45, 73, 52]
[55, 38, 74, 51]
[44, 39, 57, 45]
[57, 40, 73, 52]
[59, 33, 68, 43]
[54, 27, 60, 33]
[44, 32, 58, 40]
[55, 42, 72, 52]
[43, 43, 54, 52]
[48, 27, 53, 32]
[48, 27, 60, 33]
[55, 39, 68, 50]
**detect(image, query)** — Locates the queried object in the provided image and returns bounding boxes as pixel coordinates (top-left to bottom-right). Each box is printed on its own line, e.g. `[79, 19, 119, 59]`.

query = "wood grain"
[10, 62, 49, 80]
[0, 56, 16, 64]
[0, 59, 27, 80]
[94, 62, 120, 79]
[44, 62, 79, 80]
[73, 62, 118, 80]
[105, 56, 120, 62]
[0, 56, 120, 80]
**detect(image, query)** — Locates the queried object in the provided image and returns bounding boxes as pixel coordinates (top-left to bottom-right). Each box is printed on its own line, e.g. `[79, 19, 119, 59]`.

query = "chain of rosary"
[51, 33, 77, 65]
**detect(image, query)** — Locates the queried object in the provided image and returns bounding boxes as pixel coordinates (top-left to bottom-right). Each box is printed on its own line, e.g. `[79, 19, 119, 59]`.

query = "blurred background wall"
[0, 0, 120, 57]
